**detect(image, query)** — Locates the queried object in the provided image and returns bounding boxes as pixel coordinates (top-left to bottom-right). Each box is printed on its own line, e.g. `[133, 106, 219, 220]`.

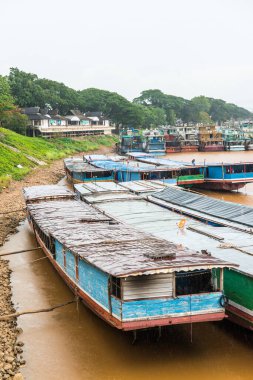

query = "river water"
[0, 151, 253, 380]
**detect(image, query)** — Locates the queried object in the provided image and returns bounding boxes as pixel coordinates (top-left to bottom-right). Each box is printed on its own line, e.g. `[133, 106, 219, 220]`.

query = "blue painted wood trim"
[111, 296, 122, 318]
[55, 240, 110, 310]
[122, 292, 223, 320]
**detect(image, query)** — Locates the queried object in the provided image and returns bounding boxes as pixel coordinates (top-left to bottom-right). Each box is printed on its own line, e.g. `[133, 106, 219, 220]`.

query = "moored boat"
[201, 162, 253, 191]
[64, 157, 115, 183]
[78, 182, 252, 331]
[23, 185, 235, 331]
[143, 129, 166, 154]
[85, 156, 205, 186]
[198, 126, 224, 152]
[117, 129, 143, 154]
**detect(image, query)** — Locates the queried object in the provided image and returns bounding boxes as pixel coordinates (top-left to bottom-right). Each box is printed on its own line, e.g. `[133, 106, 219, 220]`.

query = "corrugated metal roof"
[119, 180, 168, 194]
[64, 158, 112, 173]
[152, 186, 253, 228]
[26, 186, 232, 277]
[135, 157, 202, 168]
[74, 181, 126, 195]
[95, 198, 252, 276]
[83, 154, 111, 162]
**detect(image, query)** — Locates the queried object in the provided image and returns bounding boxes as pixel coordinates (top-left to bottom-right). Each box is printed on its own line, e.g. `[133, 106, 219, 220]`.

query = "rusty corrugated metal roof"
[26, 187, 235, 277]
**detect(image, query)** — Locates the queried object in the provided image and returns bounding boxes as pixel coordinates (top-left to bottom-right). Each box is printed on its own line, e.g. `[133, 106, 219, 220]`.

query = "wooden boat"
[23, 185, 235, 331]
[143, 130, 166, 154]
[164, 134, 181, 153]
[220, 127, 246, 151]
[137, 156, 253, 192]
[85, 156, 205, 186]
[117, 129, 143, 154]
[198, 126, 224, 152]
[201, 163, 253, 191]
[180, 144, 198, 152]
[77, 182, 251, 331]
[64, 157, 115, 183]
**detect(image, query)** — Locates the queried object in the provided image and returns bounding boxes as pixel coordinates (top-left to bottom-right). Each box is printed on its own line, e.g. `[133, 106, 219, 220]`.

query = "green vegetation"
[0, 75, 28, 134]
[0, 127, 117, 189]
[3, 68, 251, 133]
[134, 90, 252, 125]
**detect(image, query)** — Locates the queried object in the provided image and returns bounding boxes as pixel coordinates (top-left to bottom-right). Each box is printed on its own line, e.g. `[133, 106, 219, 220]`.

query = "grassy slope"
[0, 128, 118, 188]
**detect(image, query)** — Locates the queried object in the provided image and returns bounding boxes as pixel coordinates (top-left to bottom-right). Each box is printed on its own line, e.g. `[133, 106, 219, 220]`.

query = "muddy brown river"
[0, 151, 253, 380]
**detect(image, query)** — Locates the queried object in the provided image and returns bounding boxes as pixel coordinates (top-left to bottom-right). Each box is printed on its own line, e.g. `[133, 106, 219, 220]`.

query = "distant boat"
[198, 126, 225, 152]
[116, 129, 143, 154]
[142, 129, 166, 155]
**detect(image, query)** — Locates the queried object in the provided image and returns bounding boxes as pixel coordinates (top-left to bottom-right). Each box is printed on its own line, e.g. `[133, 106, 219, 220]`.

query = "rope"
[0, 247, 42, 257]
[0, 300, 76, 321]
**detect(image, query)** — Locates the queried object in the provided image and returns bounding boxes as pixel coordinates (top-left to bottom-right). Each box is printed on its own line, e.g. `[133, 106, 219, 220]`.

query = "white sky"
[1, 0, 253, 110]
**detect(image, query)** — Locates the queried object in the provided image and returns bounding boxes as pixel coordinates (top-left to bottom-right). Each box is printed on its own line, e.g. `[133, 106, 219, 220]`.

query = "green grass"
[0, 128, 118, 189]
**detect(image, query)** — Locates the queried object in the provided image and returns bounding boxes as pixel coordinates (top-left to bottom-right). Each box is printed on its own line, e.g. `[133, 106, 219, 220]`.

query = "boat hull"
[223, 269, 253, 331]
[181, 146, 198, 152]
[199, 146, 225, 152]
[197, 180, 247, 191]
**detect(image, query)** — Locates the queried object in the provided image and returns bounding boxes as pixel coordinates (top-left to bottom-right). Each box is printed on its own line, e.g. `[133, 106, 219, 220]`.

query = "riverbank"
[0, 144, 114, 379]
[0, 127, 118, 190]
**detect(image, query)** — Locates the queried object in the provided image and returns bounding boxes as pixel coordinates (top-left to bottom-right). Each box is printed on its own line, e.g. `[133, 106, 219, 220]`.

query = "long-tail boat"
[23, 185, 235, 331]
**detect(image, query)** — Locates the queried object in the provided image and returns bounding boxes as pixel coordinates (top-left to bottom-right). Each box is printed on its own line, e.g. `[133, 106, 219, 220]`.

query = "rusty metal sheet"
[25, 186, 235, 277]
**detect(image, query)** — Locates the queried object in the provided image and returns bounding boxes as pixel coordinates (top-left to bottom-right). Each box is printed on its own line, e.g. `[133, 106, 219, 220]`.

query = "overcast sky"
[1, 0, 253, 109]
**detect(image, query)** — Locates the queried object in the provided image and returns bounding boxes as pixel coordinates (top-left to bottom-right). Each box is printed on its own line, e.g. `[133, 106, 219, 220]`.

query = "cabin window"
[233, 165, 244, 174]
[176, 270, 213, 296]
[245, 164, 253, 172]
[111, 276, 122, 299]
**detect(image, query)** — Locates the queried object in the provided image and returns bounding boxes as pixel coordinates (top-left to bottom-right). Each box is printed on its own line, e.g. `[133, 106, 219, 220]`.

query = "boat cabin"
[64, 158, 114, 183]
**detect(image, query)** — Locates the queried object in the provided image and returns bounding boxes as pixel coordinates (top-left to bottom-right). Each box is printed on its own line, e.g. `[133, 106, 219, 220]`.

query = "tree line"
[0, 67, 252, 135]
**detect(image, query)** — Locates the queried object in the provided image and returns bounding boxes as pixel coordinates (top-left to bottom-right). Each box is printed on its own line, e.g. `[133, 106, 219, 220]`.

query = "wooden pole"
[220, 268, 224, 291]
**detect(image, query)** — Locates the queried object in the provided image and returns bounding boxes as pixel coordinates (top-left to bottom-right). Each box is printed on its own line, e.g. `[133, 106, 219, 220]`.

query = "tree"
[0, 75, 28, 134]
[134, 89, 188, 124]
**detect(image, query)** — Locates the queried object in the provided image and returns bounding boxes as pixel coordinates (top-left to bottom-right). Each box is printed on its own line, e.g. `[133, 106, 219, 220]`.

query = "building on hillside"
[85, 111, 110, 127]
[48, 110, 67, 127]
[22, 108, 114, 138]
[23, 107, 51, 133]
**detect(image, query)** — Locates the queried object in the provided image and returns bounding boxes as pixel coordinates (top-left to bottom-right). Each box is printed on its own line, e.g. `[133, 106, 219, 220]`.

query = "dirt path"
[0, 146, 113, 379]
